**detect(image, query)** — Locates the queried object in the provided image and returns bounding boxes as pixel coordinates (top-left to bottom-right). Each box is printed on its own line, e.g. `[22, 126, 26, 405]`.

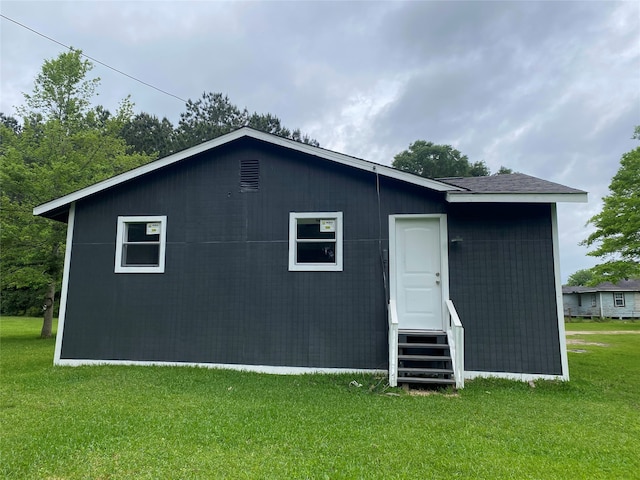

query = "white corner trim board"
[53, 202, 75, 364]
[551, 204, 570, 381]
[53, 358, 386, 376]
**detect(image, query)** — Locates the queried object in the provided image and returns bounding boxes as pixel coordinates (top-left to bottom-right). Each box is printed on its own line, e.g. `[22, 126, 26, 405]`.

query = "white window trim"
[289, 212, 343, 272]
[614, 292, 625, 307]
[115, 215, 167, 273]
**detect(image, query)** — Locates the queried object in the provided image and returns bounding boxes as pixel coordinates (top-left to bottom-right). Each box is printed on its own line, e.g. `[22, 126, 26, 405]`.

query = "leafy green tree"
[121, 112, 176, 157]
[392, 140, 490, 178]
[18, 49, 99, 127]
[496, 166, 514, 174]
[566, 268, 595, 286]
[174, 92, 318, 151]
[0, 113, 21, 135]
[582, 128, 640, 284]
[1, 50, 151, 337]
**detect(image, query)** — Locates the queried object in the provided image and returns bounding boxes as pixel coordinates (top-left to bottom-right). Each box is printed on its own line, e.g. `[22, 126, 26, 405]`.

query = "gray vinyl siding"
[447, 203, 562, 375]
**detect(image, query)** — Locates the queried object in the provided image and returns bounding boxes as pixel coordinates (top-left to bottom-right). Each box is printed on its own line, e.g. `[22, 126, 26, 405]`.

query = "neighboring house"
[34, 127, 587, 387]
[563, 280, 640, 319]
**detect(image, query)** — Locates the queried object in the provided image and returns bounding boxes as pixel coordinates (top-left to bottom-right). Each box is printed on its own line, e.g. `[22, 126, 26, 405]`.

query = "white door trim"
[389, 214, 449, 331]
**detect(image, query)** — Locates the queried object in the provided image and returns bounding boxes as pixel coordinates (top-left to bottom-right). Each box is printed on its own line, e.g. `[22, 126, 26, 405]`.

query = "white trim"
[464, 370, 569, 382]
[446, 192, 588, 204]
[34, 128, 461, 217]
[54, 358, 385, 375]
[115, 215, 167, 273]
[288, 212, 343, 271]
[551, 204, 570, 380]
[388, 214, 448, 331]
[53, 203, 76, 365]
[599, 291, 604, 319]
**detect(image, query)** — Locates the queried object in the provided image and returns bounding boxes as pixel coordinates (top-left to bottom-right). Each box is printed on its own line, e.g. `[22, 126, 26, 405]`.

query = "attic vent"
[240, 159, 260, 192]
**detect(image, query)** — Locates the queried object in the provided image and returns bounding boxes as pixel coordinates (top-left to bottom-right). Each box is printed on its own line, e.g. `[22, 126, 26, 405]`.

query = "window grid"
[614, 292, 625, 307]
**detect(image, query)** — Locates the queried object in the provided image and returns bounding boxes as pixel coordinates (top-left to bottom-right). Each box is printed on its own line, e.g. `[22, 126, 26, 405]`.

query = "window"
[115, 216, 167, 273]
[578, 295, 582, 307]
[289, 212, 343, 271]
[614, 292, 625, 307]
[591, 294, 597, 307]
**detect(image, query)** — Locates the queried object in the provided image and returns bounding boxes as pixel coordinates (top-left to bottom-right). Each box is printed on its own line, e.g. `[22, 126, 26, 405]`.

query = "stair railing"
[445, 299, 465, 389]
[388, 298, 399, 387]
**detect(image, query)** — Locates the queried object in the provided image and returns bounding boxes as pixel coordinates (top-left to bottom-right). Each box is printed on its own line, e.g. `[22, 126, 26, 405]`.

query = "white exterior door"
[391, 216, 444, 331]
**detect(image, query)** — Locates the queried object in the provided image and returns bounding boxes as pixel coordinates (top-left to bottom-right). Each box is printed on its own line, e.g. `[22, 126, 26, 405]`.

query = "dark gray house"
[563, 279, 640, 319]
[34, 128, 587, 387]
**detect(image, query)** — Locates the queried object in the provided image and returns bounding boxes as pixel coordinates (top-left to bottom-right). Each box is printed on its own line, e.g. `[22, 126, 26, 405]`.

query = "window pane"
[126, 223, 160, 242]
[297, 219, 336, 240]
[297, 242, 336, 264]
[123, 244, 160, 266]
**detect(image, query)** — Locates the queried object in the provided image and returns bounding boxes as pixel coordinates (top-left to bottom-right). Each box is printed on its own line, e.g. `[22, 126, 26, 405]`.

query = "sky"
[1, 1, 639, 283]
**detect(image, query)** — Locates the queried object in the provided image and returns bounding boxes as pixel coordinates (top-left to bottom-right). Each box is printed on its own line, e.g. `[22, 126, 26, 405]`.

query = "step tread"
[398, 367, 453, 374]
[397, 377, 456, 385]
[398, 342, 449, 349]
[399, 329, 446, 334]
[398, 354, 452, 361]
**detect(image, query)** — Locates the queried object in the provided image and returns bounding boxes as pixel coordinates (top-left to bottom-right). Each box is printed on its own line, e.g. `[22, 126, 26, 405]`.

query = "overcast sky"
[1, 1, 639, 282]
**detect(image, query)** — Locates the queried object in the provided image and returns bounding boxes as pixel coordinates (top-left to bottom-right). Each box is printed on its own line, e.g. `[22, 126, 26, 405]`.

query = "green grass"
[2, 317, 639, 479]
[565, 319, 640, 331]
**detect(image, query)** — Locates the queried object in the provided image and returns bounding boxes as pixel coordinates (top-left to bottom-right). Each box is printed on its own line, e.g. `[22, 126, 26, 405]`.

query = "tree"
[1, 50, 151, 337]
[392, 140, 490, 178]
[173, 92, 318, 151]
[566, 268, 595, 286]
[496, 166, 514, 175]
[19, 48, 99, 127]
[121, 112, 176, 157]
[582, 128, 640, 284]
[0, 113, 21, 135]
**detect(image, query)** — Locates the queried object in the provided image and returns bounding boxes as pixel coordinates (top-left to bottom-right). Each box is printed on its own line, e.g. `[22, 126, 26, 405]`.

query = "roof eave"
[34, 127, 460, 217]
[446, 192, 588, 203]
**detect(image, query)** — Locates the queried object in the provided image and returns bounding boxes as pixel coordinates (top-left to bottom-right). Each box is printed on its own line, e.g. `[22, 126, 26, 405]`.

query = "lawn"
[1, 317, 639, 479]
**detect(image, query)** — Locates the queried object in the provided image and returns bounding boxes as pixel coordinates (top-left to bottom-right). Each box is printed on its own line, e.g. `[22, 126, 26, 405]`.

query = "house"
[563, 280, 640, 319]
[34, 127, 588, 387]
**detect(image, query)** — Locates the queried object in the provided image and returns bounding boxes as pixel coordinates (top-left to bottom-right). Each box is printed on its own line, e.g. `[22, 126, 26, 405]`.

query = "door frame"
[389, 214, 450, 331]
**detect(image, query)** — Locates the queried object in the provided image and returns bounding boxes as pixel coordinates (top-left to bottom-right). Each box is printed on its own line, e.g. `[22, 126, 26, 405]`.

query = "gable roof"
[33, 127, 587, 220]
[440, 173, 587, 203]
[563, 279, 640, 294]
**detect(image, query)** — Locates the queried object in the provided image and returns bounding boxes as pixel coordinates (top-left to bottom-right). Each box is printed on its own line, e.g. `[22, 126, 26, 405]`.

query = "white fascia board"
[257, 131, 459, 192]
[34, 127, 459, 216]
[446, 192, 588, 204]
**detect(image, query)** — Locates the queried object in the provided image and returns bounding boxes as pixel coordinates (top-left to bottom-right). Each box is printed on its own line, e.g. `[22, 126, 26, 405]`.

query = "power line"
[0, 14, 188, 103]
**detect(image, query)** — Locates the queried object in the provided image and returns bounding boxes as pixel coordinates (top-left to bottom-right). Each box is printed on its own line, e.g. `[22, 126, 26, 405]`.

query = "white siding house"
[563, 280, 640, 319]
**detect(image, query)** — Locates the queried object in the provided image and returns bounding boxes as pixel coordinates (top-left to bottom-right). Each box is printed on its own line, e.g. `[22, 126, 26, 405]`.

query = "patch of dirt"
[407, 389, 459, 397]
[566, 339, 609, 347]
[568, 349, 589, 354]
